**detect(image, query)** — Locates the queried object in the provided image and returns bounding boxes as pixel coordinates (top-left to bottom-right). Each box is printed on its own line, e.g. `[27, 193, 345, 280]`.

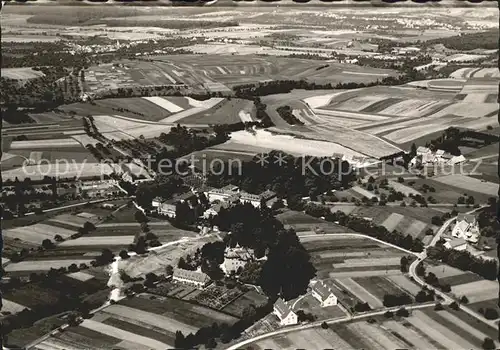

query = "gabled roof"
[274, 298, 293, 319]
[446, 238, 467, 249]
[173, 268, 210, 284]
[416, 146, 430, 154]
[312, 281, 334, 301]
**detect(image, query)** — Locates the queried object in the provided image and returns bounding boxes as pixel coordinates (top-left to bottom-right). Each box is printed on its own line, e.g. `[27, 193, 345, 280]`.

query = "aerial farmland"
[1, 4, 499, 350]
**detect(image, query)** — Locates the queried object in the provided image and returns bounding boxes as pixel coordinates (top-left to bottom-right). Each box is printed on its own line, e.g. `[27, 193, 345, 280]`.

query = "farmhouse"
[273, 298, 298, 326]
[203, 201, 229, 218]
[444, 238, 468, 251]
[452, 214, 479, 243]
[172, 268, 211, 288]
[311, 281, 338, 307]
[222, 245, 255, 274]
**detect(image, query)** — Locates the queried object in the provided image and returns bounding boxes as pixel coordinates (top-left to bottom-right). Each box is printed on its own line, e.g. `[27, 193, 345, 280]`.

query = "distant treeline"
[424, 30, 499, 51]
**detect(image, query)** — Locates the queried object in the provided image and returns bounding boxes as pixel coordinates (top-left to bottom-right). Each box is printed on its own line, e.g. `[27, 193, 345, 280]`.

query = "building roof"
[173, 268, 210, 284]
[416, 146, 430, 154]
[457, 214, 476, 224]
[312, 281, 334, 301]
[274, 298, 293, 320]
[454, 220, 469, 234]
[260, 190, 277, 201]
[225, 247, 254, 260]
[445, 238, 467, 249]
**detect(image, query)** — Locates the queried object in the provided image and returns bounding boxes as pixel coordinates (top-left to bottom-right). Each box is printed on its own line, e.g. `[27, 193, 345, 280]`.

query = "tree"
[482, 337, 495, 350]
[54, 234, 64, 242]
[459, 295, 469, 304]
[395, 307, 409, 317]
[434, 303, 444, 311]
[205, 338, 217, 349]
[119, 250, 130, 260]
[42, 239, 55, 249]
[174, 331, 185, 348]
[383, 311, 394, 318]
[484, 308, 498, 320]
[321, 321, 329, 329]
[449, 301, 459, 310]
[397, 176, 405, 183]
[134, 210, 148, 223]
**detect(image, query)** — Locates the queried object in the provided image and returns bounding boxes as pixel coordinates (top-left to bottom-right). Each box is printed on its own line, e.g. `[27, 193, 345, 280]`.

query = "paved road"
[226, 303, 435, 350]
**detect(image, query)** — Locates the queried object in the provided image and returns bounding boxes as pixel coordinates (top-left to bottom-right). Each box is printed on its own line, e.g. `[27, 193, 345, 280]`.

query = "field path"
[81, 319, 171, 349]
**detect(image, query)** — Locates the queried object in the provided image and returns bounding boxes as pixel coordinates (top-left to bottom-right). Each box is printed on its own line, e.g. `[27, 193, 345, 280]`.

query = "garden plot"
[383, 320, 440, 350]
[80, 319, 171, 350]
[2, 162, 114, 181]
[5, 259, 93, 272]
[2, 67, 45, 80]
[102, 304, 196, 335]
[58, 235, 134, 247]
[388, 180, 421, 196]
[333, 257, 401, 269]
[351, 186, 379, 200]
[407, 310, 477, 350]
[1, 299, 29, 314]
[335, 278, 383, 308]
[329, 269, 401, 279]
[380, 213, 404, 232]
[142, 96, 184, 113]
[226, 129, 366, 158]
[49, 214, 97, 227]
[426, 264, 465, 279]
[67, 271, 95, 282]
[432, 174, 497, 196]
[8, 138, 81, 150]
[387, 275, 421, 295]
[451, 280, 497, 303]
[3, 223, 75, 244]
[325, 95, 389, 112]
[347, 321, 406, 349]
[404, 220, 427, 238]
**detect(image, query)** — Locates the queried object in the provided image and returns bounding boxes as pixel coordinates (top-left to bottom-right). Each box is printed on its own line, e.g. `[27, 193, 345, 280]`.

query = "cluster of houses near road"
[151, 184, 278, 219]
[412, 146, 466, 166]
[444, 214, 480, 251]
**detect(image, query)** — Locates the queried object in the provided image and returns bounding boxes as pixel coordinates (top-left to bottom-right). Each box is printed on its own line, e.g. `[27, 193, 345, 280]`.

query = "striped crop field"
[58, 235, 135, 247]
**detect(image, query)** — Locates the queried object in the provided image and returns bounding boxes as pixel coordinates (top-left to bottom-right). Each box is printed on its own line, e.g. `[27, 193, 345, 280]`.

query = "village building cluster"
[412, 146, 466, 166]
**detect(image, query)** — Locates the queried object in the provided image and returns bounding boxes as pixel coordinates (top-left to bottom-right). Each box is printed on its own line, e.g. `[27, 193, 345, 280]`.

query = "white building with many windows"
[172, 268, 211, 288]
[311, 280, 338, 307]
[452, 214, 479, 243]
[273, 298, 298, 326]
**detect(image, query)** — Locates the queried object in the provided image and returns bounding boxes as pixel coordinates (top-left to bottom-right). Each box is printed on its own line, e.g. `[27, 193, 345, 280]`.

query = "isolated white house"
[311, 281, 338, 307]
[452, 214, 479, 243]
[273, 298, 298, 326]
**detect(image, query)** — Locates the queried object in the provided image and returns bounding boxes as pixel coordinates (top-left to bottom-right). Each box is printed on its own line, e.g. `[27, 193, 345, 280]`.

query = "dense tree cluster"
[427, 242, 497, 281]
[208, 151, 354, 205]
[213, 203, 316, 301]
[424, 30, 498, 50]
[383, 293, 413, 307]
[276, 105, 304, 125]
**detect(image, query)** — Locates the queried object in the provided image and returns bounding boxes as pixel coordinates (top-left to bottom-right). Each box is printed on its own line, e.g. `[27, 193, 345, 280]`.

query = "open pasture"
[2, 67, 45, 80]
[432, 174, 498, 196]
[4, 259, 94, 273]
[177, 98, 253, 125]
[277, 210, 349, 233]
[2, 162, 114, 181]
[450, 280, 497, 303]
[3, 223, 75, 244]
[58, 235, 135, 247]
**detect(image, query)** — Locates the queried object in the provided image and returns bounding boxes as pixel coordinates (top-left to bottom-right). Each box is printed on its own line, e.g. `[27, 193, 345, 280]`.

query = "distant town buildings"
[311, 281, 338, 307]
[452, 214, 479, 243]
[172, 268, 211, 288]
[273, 298, 298, 326]
[77, 180, 118, 198]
